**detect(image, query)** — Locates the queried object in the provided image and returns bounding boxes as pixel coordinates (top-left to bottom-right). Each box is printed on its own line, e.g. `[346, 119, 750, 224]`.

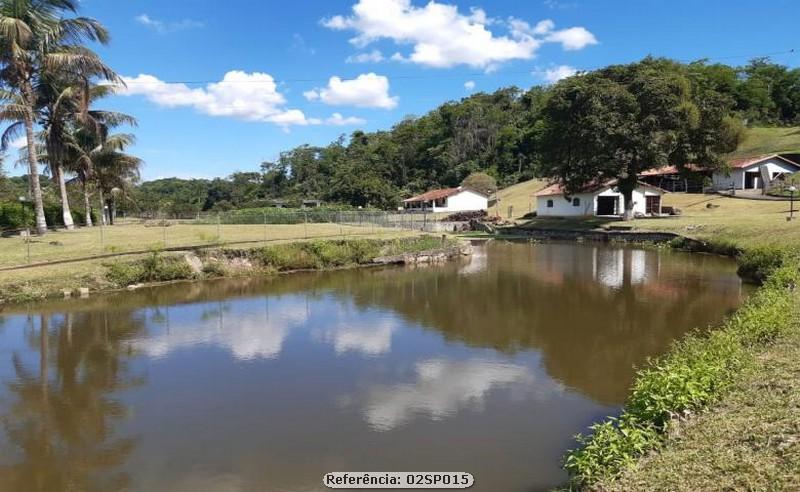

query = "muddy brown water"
[0, 241, 750, 491]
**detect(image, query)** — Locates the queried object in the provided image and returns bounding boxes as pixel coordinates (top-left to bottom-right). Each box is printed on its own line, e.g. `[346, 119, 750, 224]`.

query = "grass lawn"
[0, 221, 405, 269]
[494, 178, 549, 219]
[602, 309, 800, 491]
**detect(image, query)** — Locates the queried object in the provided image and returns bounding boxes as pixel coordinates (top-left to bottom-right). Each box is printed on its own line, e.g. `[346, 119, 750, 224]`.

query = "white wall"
[537, 193, 595, 216]
[712, 158, 799, 190]
[437, 190, 488, 212]
[537, 186, 662, 217]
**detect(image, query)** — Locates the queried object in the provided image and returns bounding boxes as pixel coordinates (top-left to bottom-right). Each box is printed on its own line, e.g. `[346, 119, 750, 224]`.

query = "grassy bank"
[0, 221, 399, 269]
[0, 236, 458, 304]
[552, 206, 800, 488]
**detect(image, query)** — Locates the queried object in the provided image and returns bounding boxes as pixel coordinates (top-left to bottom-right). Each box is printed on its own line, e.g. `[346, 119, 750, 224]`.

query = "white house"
[403, 187, 489, 213]
[711, 154, 800, 191]
[535, 180, 666, 217]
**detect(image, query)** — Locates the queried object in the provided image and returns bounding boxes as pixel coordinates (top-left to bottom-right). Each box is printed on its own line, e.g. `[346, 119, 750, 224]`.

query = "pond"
[0, 241, 750, 491]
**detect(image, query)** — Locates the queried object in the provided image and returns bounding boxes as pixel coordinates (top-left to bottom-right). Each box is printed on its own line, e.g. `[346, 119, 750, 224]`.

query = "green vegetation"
[729, 126, 800, 158]
[100, 236, 459, 289]
[0, 0, 134, 235]
[601, 325, 800, 491]
[0, 222, 410, 269]
[0, 236, 456, 302]
[564, 256, 800, 488]
[537, 58, 741, 220]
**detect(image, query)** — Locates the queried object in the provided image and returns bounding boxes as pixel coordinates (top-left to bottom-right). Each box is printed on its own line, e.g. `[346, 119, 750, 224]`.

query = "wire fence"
[0, 210, 460, 270]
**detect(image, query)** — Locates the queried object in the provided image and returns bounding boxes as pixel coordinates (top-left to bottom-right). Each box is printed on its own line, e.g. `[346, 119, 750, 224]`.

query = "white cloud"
[464, 80, 475, 91]
[539, 64, 578, 83]
[324, 113, 367, 126]
[322, 0, 597, 69]
[510, 18, 597, 51]
[346, 49, 385, 63]
[135, 14, 204, 33]
[119, 71, 362, 127]
[304, 73, 398, 109]
[545, 27, 597, 50]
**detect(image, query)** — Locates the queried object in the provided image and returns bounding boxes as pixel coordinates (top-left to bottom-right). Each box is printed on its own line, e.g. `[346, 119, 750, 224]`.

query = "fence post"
[163, 219, 167, 247]
[26, 228, 31, 264]
[100, 221, 105, 253]
[263, 211, 268, 242]
[217, 213, 221, 242]
[304, 211, 308, 239]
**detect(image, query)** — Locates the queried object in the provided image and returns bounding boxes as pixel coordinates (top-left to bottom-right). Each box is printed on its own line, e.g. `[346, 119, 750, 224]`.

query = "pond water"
[0, 241, 750, 491]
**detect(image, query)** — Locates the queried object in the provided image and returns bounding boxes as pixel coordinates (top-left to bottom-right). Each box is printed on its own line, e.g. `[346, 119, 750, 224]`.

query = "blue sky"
[13, 0, 800, 180]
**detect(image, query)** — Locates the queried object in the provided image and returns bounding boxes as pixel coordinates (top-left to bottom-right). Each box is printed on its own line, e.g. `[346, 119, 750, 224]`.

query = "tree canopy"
[535, 57, 742, 219]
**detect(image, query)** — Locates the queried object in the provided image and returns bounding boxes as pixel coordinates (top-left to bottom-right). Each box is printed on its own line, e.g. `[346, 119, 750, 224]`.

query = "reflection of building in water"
[360, 358, 540, 431]
[132, 297, 309, 361]
[592, 248, 650, 289]
[526, 244, 655, 290]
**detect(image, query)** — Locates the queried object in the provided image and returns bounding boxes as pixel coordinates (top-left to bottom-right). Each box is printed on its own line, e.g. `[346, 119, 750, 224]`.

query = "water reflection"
[0, 312, 143, 492]
[0, 241, 750, 492]
[130, 298, 309, 361]
[317, 318, 397, 356]
[361, 358, 538, 431]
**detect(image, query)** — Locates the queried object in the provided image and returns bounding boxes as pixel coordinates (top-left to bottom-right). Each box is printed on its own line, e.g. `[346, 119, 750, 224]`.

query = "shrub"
[0, 202, 33, 230]
[736, 245, 791, 283]
[105, 252, 194, 286]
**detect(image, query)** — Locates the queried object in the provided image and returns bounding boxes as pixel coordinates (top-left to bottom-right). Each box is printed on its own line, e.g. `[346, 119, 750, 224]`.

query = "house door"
[596, 196, 617, 215]
[645, 196, 661, 215]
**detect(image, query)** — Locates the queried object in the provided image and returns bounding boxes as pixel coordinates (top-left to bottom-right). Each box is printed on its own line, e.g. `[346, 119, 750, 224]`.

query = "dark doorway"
[596, 196, 618, 215]
[744, 172, 760, 189]
[645, 196, 661, 215]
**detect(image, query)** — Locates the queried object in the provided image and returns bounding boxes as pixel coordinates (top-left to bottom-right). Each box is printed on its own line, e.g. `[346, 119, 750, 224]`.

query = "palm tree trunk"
[22, 84, 48, 235]
[98, 188, 107, 225]
[53, 164, 75, 230]
[82, 180, 93, 227]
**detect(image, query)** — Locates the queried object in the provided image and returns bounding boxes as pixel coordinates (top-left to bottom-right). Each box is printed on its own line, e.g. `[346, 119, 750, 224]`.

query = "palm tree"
[68, 130, 141, 226]
[0, 0, 114, 235]
[42, 81, 133, 228]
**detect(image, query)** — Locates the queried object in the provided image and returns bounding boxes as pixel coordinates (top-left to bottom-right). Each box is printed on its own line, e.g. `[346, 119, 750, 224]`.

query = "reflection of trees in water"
[0, 311, 145, 492]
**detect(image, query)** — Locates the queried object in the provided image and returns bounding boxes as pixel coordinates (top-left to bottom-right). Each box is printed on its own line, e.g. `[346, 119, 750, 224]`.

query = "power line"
[120, 48, 797, 86]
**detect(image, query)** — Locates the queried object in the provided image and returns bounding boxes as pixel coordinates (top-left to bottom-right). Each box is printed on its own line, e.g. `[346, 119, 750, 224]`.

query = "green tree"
[0, 0, 113, 235]
[536, 58, 741, 220]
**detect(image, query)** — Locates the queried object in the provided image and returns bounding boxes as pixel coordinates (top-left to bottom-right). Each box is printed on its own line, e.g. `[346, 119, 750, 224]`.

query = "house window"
[572, 197, 581, 207]
[546, 199, 554, 208]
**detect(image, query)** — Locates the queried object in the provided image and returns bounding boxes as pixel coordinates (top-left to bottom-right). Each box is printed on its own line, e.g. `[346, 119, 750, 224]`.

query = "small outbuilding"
[403, 187, 489, 213]
[535, 180, 667, 217]
[711, 154, 800, 191]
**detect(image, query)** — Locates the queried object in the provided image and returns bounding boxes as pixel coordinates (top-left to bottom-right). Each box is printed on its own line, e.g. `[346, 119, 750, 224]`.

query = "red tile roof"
[639, 164, 706, 176]
[535, 179, 667, 197]
[728, 154, 800, 169]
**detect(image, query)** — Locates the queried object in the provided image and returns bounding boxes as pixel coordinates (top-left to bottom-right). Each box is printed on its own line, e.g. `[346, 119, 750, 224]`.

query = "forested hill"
[123, 58, 800, 214]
